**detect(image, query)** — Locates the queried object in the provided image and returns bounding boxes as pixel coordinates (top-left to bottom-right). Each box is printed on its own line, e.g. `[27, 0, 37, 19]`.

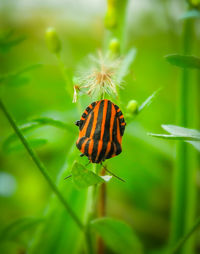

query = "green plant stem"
[169, 18, 197, 254]
[170, 216, 200, 254]
[56, 53, 73, 98]
[0, 99, 84, 231]
[97, 167, 107, 254]
[104, 0, 129, 54]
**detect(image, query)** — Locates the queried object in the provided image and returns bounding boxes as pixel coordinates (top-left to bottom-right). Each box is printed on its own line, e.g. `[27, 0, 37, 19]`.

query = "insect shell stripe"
[91, 101, 104, 162]
[96, 100, 108, 163]
[102, 100, 112, 142]
[93, 100, 104, 140]
[76, 112, 92, 150]
[99, 101, 116, 161]
[87, 101, 101, 160]
[85, 111, 94, 138]
[95, 100, 108, 163]
[113, 115, 122, 155]
[79, 101, 96, 131]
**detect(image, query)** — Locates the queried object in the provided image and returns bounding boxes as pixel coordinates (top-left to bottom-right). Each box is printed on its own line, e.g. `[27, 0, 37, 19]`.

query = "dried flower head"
[73, 51, 122, 102]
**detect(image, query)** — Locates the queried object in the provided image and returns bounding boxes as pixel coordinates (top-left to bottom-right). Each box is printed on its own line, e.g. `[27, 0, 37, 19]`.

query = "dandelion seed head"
[74, 51, 122, 101]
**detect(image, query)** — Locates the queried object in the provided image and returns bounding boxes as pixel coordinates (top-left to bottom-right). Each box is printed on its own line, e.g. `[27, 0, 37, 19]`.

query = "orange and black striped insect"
[75, 99, 126, 163]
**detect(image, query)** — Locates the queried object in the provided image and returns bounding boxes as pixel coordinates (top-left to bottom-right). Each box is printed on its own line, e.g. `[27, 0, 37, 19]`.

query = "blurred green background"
[0, 0, 199, 253]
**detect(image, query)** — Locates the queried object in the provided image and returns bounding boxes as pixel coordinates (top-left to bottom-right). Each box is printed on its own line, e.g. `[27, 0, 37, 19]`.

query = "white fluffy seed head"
[73, 51, 122, 102]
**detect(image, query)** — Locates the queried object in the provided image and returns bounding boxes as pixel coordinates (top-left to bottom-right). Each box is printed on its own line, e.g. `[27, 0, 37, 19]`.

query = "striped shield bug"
[75, 99, 126, 163]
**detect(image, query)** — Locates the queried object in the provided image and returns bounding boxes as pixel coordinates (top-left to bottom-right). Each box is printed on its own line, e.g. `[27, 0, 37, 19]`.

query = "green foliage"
[4, 138, 48, 153]
[0, 1, 200, 254]
[181, 9, 200, 20]
[0, 30, 26, 53]
[71, 161, 106, 189]
[165, 54, 200, 69]
[0, 217, 43, 243]
[91, 217, 143, 254]
[0, 64, 42, 86]
[116, 48, 137, 84]
[2, 117, 73, 152]
[137, 89, 161, 114]
[149, 125, 200, 151]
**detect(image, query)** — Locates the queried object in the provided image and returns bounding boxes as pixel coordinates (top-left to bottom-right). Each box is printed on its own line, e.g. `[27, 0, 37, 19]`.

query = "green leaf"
[0, 64, 42, 85]
[71, 161, 105, 189]
[0, 217, 43, 242]
[2, 117, 73, 152]
[32, 117, 73, 131]
[0, 30, 26, 53]
[165, 54, 200, 69]
[4, 75, 30, 87]
[180, 9, 200, 20]
[117, 48, 137, 84]
[138, 88, 161, 114]
[148, 134, 200, 141]
[163, 125, 200, 151]
[4, 138, 48, 153]
[90, 217, 143, 254]
[149, 125, 200, 152]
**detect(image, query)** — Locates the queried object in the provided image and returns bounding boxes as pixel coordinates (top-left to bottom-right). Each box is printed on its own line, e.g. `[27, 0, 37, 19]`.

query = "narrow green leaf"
[117, 48, 137, 84]
[162, 125, 200, 152]
[162, 125, 200, 138]
[32, 117, 73, 131]
[2, 117, 73, 152]
[138, 88, 161, 114]
[0, 217, 43, 242]
[0, 64, 42, 85]
[15, 63, 42, 75]
[91, 217, 143, 254]
[165, 54, 200, 69]
[149, 125, 200, 152]
[4, 139, 48, 153]
[180, 9, 200, 20]
[5, 76, 30, 87]
[0, 31, 26, 53]
[72, 161, 105, 189]
[148, 133, 200, 141]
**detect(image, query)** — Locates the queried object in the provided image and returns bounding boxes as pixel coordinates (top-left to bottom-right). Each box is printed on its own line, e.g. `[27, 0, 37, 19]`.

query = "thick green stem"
[169, 18, 198, 254]
[0, 99, 84, 231]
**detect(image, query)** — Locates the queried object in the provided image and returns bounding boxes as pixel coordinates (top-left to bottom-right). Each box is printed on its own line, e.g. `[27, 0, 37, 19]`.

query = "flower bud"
[126, 100, 138, 115]
[188, 0, 200, 6]
[109, 38, 120, 55]
[105, 2, 117, 29]
[45, 27, 61, 54]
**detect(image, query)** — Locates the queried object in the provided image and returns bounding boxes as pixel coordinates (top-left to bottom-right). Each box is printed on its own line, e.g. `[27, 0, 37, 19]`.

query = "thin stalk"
[170, 216, 200, 254]
[169, 18, 197, 254]
[104, 0, 129, 54]
[97, 167, 107, 254]
[0, 99, 84, 231]
[84, 164, 99, 254]
[56, 53, 83, 115]
[56, 53, 73, 99]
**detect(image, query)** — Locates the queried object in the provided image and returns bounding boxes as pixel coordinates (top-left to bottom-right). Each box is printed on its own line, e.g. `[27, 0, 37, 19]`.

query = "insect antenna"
[101, 163, 125, 182]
